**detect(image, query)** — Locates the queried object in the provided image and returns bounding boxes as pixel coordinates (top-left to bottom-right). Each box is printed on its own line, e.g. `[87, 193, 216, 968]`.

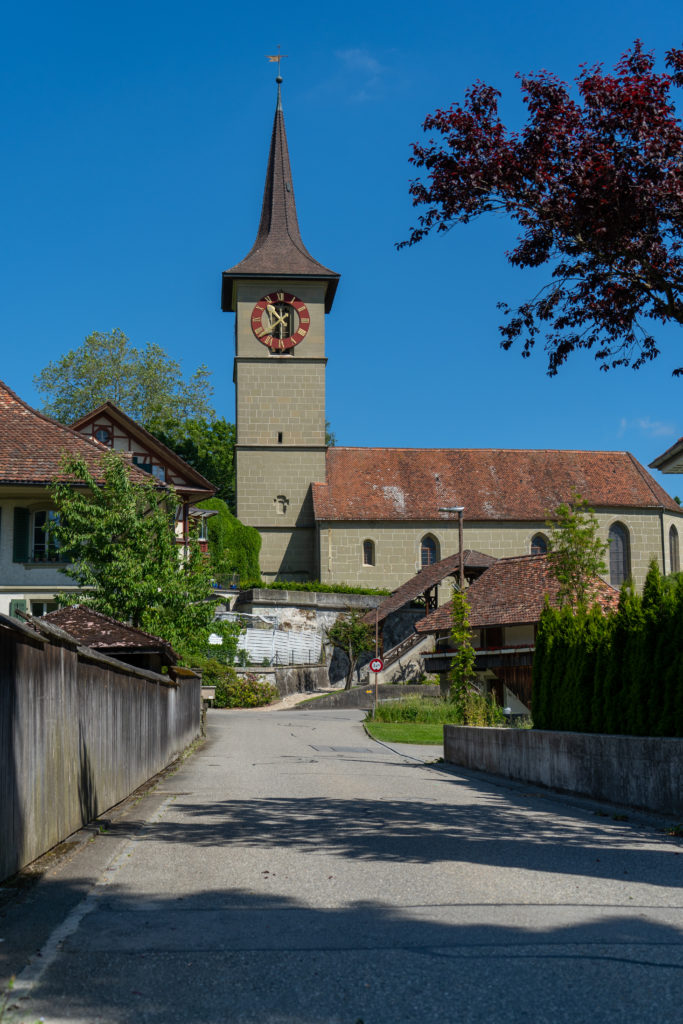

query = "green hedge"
[197, 498, 261, 586]
[254, 580, 391, 596]
[533, 562, 683, 736]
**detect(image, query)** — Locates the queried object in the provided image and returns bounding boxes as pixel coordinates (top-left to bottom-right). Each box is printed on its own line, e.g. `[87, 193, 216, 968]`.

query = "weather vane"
[266, 46, 288, 82]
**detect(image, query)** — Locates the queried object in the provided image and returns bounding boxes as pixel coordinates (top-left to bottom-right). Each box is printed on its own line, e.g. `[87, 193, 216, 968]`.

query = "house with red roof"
[71, 401, 216, 553]
[0, 382, 216, 617]
[415, 554, 620, 711]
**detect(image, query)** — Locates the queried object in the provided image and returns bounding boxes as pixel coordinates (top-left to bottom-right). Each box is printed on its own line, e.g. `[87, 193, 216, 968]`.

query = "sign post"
[369, 657, 383, 716]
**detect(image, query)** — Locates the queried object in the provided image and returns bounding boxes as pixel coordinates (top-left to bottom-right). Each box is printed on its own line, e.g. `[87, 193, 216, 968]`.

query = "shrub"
[460, 690, 506, 727]
[192, 658, 278, 708]
[257, 580, 391, 596]
[371, 693, 504, 726]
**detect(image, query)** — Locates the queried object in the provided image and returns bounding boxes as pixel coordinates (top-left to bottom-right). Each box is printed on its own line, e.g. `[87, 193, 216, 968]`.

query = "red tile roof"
[415, 555, 620, 633]
[0, 381, 151, 486]
[43, 605, 176, 660]
[70, 401, 215, 500]
[312, 447, 680, 521]
[361, 549, 497, 626]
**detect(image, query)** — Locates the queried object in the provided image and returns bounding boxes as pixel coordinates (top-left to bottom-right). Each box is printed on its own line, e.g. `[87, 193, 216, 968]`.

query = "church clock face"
[250, 291, 310, 351]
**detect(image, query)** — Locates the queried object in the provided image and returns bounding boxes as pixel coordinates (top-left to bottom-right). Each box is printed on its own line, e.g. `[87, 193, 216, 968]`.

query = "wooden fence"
[0, 613, 200, 882]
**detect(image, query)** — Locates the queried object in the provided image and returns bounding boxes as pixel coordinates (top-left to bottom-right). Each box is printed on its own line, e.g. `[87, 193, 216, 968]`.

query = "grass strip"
[365, 721, 444, 745]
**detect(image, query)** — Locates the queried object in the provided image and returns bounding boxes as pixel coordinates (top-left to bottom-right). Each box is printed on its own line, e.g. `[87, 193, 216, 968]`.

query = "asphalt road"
[2, 708, 682, 1023]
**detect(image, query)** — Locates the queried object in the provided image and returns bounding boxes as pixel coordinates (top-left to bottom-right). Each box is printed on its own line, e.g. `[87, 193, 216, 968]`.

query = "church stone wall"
[236, 361, 325, 447]
[235, 449, 326, 527]
[257, 527, 319, 581]
[234, 279, 327, 360]
[319, 509, 676, 593]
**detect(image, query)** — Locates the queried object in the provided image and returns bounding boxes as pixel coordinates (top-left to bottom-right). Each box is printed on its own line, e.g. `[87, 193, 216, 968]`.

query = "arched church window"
[670, 525, 680, 574]
[420, 535, 439, 568]
[363, 540, 375, 566]
[608, 522, 630, 588]
[531, 533, 548, 555]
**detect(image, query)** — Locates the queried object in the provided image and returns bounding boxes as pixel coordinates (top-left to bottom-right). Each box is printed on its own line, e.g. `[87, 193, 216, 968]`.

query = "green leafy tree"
[325, 610, 375, 690]
[448, 588, 476, 707]
[156, 418, 236, 509]
[34, 329, 214, 429]
[546, 495, 609, 607]
[50, 451, 239, 662]
[196, 497, 261, 586]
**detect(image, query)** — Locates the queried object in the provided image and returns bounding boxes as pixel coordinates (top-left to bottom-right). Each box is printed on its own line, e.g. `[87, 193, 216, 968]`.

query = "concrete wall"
[0, 614, 201, 882]
[234, 664, 329, 697]
[298, 684, 441, 710]
[444, 725, 683, 817]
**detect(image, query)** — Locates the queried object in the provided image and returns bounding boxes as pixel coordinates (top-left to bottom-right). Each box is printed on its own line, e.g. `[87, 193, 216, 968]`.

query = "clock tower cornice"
[222, 77, 339, 313]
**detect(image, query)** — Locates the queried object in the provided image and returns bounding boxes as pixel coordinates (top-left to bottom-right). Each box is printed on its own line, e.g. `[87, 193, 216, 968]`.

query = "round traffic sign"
[369, 657, 384, 673]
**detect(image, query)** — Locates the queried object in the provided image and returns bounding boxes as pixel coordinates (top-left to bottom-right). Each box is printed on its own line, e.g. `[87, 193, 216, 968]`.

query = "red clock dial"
[250, 292, 310, 351]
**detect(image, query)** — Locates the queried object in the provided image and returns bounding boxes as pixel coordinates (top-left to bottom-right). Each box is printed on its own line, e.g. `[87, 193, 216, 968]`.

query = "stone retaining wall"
[235, 664, 329, 697]
[297, 684, 441, 711]
[444, 726, 683, 817]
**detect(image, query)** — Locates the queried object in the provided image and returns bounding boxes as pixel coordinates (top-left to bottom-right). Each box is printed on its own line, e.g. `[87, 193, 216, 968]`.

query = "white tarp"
[236, 627, 322, 665]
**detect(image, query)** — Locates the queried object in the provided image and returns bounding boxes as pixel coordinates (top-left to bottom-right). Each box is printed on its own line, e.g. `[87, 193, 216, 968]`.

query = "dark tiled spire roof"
[222, 80, 339, 312]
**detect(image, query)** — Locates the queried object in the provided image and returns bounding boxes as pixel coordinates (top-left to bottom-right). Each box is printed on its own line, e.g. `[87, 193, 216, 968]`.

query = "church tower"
[222, 72, 339, 581]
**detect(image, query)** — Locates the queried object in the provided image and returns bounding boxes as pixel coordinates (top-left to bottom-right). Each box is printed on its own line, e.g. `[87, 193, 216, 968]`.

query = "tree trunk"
[344, 656, 357, 690]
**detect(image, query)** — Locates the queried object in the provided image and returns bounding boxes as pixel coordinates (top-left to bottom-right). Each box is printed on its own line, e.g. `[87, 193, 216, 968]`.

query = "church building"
[222, 75, 683, 594]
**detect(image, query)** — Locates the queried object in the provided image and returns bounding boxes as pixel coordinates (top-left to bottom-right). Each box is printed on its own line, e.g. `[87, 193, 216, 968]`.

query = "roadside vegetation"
[365, 693, 504, 744]
[534, 560, 683, 734]
[193, 658, 278, 708]
[257, 580, 391, 596]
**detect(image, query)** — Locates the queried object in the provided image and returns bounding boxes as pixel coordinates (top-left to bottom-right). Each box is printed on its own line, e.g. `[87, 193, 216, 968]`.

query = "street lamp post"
[439, 506, 465, 590]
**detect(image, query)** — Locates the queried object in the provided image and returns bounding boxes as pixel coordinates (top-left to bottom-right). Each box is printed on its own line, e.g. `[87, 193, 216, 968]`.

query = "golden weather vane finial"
[266, 45, 288, 82]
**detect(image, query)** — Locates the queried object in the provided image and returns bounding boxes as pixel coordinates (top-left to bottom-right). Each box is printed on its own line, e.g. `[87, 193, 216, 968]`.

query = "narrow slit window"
[609, 522, 630, 587]
[363, 540, 375, 566]
[670, 524, 680, 574]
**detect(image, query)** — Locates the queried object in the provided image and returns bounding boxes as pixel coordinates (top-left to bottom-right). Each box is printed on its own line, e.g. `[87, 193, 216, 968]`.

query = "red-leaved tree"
[400, 42, 683, 376]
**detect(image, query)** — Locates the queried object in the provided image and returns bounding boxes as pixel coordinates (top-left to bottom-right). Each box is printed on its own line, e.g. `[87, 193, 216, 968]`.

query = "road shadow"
[7, 881, 683, 1024]
[116, 787, 683, 888]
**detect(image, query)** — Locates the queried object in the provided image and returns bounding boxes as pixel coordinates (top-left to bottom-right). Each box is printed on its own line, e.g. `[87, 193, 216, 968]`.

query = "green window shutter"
[9, 599, 28, 619]
[13, 507, 29, 563]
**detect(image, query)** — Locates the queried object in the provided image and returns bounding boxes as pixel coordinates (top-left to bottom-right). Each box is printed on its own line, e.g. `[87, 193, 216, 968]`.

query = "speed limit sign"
[369, 657, 384, 673]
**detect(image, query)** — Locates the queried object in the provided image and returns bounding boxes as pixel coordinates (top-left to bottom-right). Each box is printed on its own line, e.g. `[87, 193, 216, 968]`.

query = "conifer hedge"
[532, 562, 683, 736]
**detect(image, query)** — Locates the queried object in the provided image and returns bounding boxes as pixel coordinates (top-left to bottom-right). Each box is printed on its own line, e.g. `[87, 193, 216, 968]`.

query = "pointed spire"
[222, 75, 339, 312]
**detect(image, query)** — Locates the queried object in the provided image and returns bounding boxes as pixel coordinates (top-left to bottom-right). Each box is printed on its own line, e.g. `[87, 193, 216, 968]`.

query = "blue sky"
[2, 1, 682, 493]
